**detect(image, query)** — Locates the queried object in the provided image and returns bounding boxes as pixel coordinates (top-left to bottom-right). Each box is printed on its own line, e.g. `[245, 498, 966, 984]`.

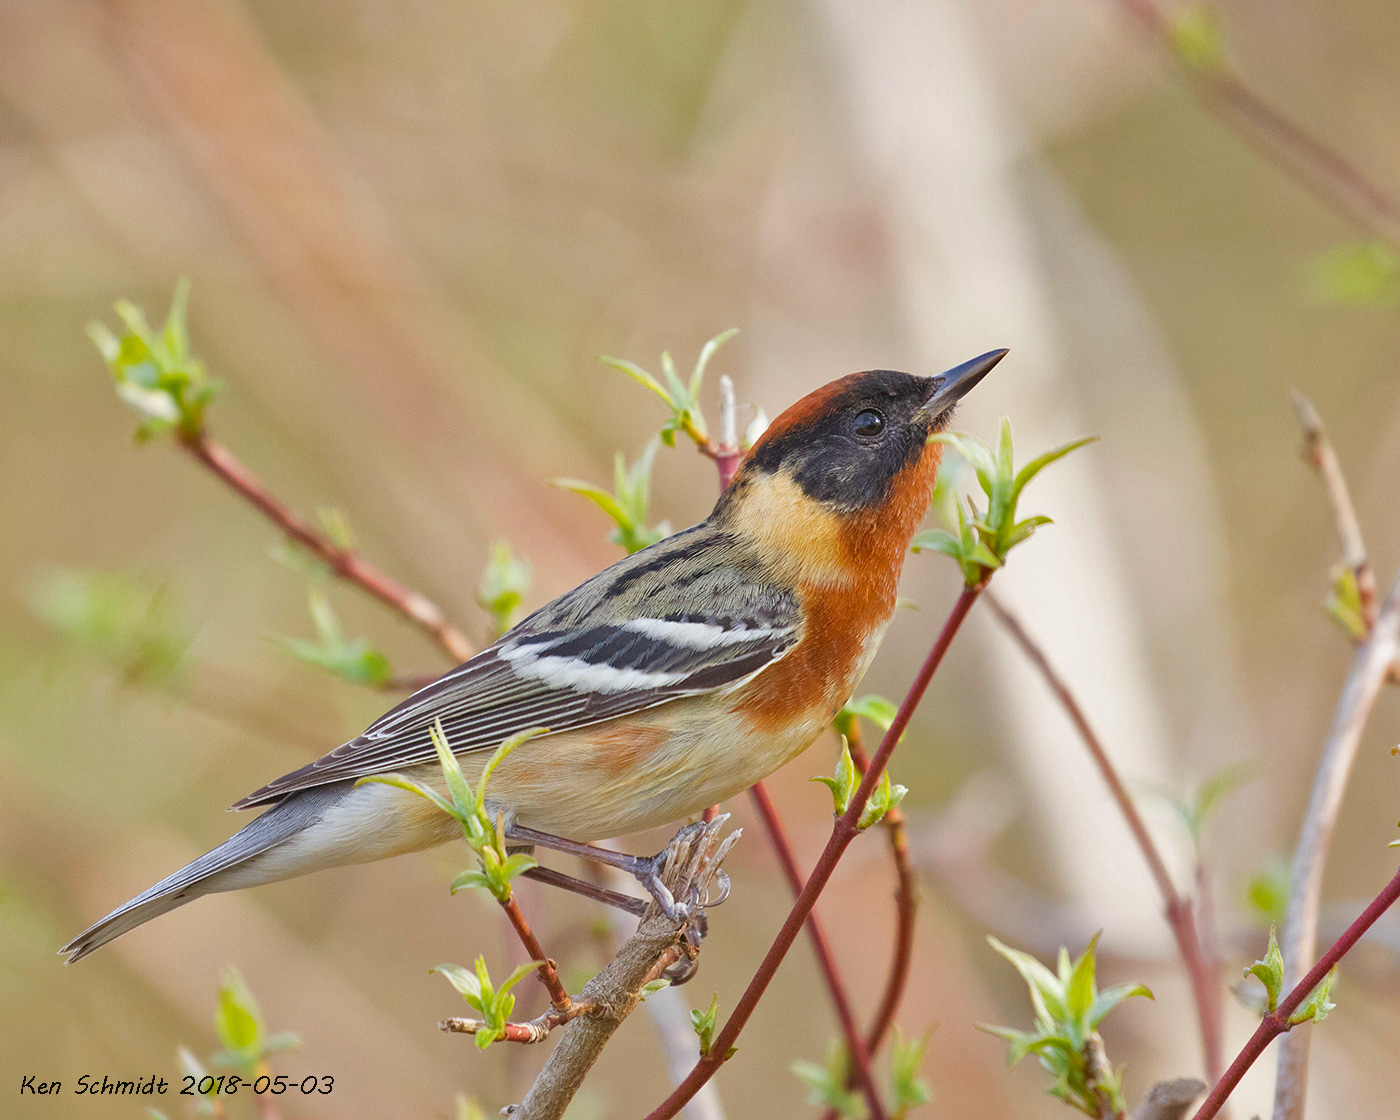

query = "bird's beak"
[918, 348, 1008, 419]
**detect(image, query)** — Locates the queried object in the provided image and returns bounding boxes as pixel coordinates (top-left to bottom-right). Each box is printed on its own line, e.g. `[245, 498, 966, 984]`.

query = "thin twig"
[1272, 572, 1400, 1120]
[845, 722, 919, 1056]
[819, 722, 919, 1120]
[643, 582, 984, 1120]
[984, 590, 1225, 1087]
[1291, 390, 1376, 626]
[1111, 0, 1400, 248]
[746, 782, 888, 1120]
[1191, 861, 1400, 1120]
[440, 1002, 594, 1044]
[498, 894, 571, 1011]
[180, 432, 474, 662]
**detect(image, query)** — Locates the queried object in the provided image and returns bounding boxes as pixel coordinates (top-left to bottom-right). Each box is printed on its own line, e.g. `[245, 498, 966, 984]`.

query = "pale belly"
[463, 698, 832, 840]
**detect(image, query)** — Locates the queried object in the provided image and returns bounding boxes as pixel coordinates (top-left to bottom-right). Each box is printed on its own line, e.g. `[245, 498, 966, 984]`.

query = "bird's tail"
[60, 785, 344, 963]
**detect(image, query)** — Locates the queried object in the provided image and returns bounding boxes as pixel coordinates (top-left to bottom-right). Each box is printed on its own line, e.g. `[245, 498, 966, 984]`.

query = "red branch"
[985, 592, 1224, 1086]
[1190, 862, 1400, 1120]
[643, 582, 984, 1120]
[746, 783, 887, 1120]
[500, 893, 572, 1011]
[845, 725, 918, 1057]
[181, 432, 474, 663]
[817, 721, 918, 1120]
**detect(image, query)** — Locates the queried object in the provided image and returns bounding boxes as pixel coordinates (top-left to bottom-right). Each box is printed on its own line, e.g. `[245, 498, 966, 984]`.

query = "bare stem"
[180, 432, 474, 662]
[499, 893, 571, 1012]
[643, 582, 984, 1120]
[440, 1002, 593, 1044]
[1191, 861, 1400, 1120]
[1110, 0, 1400, 248]
[845, 723, 919, 1057]
[819, 722, 919, 1120]
[746, 782, 888, 1120]
[1272, 572, 1400, 1119]
[984, 591, 1225, 1087]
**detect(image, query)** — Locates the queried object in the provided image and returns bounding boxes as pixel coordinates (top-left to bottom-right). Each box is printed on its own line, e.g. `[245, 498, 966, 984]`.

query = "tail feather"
[60, 786, 342, 963]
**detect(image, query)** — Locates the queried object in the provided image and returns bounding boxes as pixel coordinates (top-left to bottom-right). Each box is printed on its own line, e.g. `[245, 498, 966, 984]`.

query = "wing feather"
[234, 526, 797, 809]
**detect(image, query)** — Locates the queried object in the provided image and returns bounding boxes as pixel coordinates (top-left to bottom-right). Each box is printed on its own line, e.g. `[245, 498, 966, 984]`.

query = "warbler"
[62, 349, 1004, 962]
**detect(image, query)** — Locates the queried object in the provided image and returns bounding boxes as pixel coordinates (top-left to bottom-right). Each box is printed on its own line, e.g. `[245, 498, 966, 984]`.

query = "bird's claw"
[632, 816, 737, 924]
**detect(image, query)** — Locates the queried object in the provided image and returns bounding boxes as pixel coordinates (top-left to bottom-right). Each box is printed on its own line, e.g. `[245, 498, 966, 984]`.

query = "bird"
[61, 348, 1004, 963]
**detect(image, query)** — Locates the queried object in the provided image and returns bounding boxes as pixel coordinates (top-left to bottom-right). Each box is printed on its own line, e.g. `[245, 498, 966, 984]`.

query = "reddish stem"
[182, 433, 474, 662]
[845, 726, 918, 1057]
[985, 593, 1225, 1087]
[643, 582, 983, 1120]
[747, 782, 888, 1120]
[499, 893, 571, 1011]
[1190, 862, 1400, 1120]
[817, 722, 919, 1120]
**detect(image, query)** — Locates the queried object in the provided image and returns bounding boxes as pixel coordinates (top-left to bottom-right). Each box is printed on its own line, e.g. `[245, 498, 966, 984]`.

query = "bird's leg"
[518, 864, 646, 918]
[505, 820, 723, 923]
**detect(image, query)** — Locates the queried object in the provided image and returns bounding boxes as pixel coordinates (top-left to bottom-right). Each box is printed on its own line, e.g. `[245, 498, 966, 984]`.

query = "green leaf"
[791, 1040, 866, 1119]
[449, 870, 493, 895]
[1289, 966, 1338, 1026]
[889, 1026, 935, 1114]
[271, 587, 394, 686]
[89, 282, 221, 439]
[1087, 983, 1153, 1029]
[909, 528, 963, 558]
[690, 993, 720, 1058]
[1065, 933, 1099, 1024]
[1243, 924, 1285, 1014]
[1009, 436, 1097, 510]
[553, 439, 670, 555]
[428, 718, 474, 818]
[214, 968, 263, 1056]
[811, 738, 859, 817]
[599, 355, 673, 406]
[1304, 241, 1400, 309]
[27, 568, 195, 689]
[922, 425, 1092, 583]
[1246, 858, 1290, 924]
[857, 771, 907, 830]
[1167, 5, 1227, 71]
[433, 962, 485, 1011]
[476, 541, 531, 638]
[692, 328, 739, 401]
[833, 694, 898, 740]
[356, 772, 460, 821]
[1326, 564, 1369, 640]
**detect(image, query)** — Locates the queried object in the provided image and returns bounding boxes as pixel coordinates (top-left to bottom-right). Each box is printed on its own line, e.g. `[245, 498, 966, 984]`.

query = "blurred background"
[3, 0, 1400, 1117]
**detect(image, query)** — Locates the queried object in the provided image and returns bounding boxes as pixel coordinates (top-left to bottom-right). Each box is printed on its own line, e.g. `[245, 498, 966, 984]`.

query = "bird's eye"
[852, 409, 885, 438]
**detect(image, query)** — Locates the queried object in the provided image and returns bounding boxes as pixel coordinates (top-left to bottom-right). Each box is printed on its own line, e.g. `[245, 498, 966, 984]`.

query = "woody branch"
[1270, 399, 1400, 1120]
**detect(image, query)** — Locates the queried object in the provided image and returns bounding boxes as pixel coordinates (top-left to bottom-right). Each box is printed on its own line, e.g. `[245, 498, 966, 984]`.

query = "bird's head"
[729, 349, 1006, 516]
